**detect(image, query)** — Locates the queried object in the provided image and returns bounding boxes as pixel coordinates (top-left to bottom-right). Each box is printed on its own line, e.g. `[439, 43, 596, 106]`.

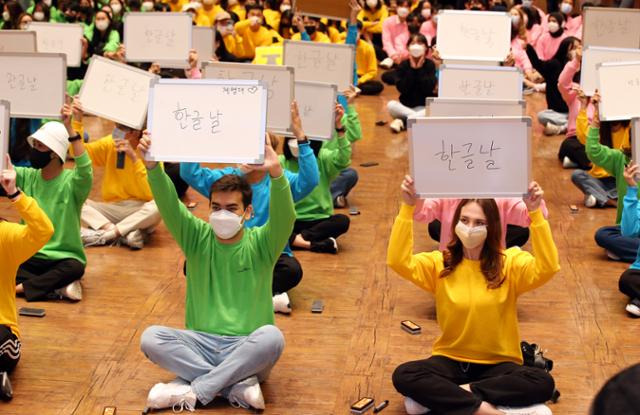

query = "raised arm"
[585, 94, 624, 176]
[179, 163, 242, 199]
[558, 53, 580, 105]
[285, 101, 319, 201]
[62, 101, 93, 205]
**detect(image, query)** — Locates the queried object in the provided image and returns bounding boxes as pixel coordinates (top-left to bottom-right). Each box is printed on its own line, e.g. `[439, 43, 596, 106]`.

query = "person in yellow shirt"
[358, 0, 389, 59]
[165, 0, 187, 12]
[276, 9, 293, 40]
[183, 2, 212, 27]
[227, 0, 246, 20]
[262, 0, 280, 31]
[350, 20, 383, 95]
[198, 0, 223, 26]
[215, 11, 242, 57]
[291, 15, 331, 43]
[388, 176, 559, 415]
[71, 104, 161, 250]
[234, 4, 278, 59]
[0, 155, 54, 381]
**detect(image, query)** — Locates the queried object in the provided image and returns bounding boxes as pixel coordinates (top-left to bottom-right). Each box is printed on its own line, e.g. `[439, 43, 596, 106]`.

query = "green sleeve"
[253, 174, 295, 262]
[586, 126, 625, 177]
[84, 23, 94, 42]
[343, 105, 362, 144]
[320, 133, 352, 180]
[66, 79, 84, 96]
[72, 152, 93, 205]
[51, 8, 66, 23]
[103, 30, 121, 53]
[147, 165, 211, 255]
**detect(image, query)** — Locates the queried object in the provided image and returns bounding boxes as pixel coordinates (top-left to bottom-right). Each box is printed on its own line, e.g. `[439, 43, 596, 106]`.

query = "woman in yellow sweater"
[388, 176, 559, 415]
[0, 155, 54, 379]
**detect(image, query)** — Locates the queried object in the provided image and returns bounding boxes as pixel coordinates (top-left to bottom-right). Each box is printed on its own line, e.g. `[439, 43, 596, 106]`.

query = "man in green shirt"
[137, 134, 295, 412]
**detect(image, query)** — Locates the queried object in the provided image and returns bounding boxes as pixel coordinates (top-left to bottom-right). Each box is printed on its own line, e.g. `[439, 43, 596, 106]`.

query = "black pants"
[0, 326, 20, 374]
[428, 220, 530, 248]
[164, 162, 189, 199]
[392, 355, 555, 415]
[358, 80, 384, 95]
[370, 33, 387, 61]
[381, 69, 399, 86]
[289, 215, 350, 244]
[558, 136, 591, 170]
[16, 257, 84, 302]
[619, 268, 640, 301]
[273, 254, 303, 295]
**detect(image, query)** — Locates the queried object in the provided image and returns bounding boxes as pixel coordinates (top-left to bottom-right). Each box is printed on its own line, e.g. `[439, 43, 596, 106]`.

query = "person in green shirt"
[137, 134, 295, 412]
[11, 103, 92, 302]
[84, 9, 121, 59]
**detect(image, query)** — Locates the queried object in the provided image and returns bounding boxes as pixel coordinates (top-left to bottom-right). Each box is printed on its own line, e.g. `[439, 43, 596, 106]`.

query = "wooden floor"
[2, 85, 639, 415]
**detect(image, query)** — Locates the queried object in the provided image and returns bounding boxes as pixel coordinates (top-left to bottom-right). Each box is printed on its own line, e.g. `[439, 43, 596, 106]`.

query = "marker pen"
[373, 400, 389, 413]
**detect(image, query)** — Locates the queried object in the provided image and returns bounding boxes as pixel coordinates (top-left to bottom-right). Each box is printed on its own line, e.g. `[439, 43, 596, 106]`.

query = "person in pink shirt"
[521, 6, 544, 49]
[381, 0, 411, 68]
[414, 198, 549, 251]
[418, 0, 436, 43]
[509, 7, 545, 91]
[535, 12, 568, 60]
[559, 0, 582, 38]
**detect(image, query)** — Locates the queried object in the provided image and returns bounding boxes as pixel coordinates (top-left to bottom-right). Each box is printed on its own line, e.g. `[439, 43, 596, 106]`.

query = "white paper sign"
[294, 81, 337, 141]
[0, 52, 66, 119]
[436, 10, 511, 62]
[425, 98, 525, 117]
[582, 7, 640, 49]
[581, 46, 640, 96]
[124, 12, 192, 65]
[78, 56, 158, 129]
[438, 64, 523, 100]
[26, 22, 84, 67]
[203, 62, 294, 132]
[408, 116, 531, 198]
[283, 40, 355, 91]
[193, 26, 215, 68]
[632, 117, 640, 167]
[0, 30, 36, 53]
[146, 79, 268, 164]
[0, 100, 9, 172]
[597, 60, 640, 121]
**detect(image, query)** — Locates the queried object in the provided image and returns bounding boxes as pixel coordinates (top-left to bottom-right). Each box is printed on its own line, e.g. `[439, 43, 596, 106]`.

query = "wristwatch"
[336, 126, 346, 133]
[7, 189, 21, 200]
[68, 134, 82, 142]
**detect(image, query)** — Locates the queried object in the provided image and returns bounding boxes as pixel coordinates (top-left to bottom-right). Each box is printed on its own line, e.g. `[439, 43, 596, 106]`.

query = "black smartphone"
[18, 307, 45, 317]
[350, 397, 375, 414]
[401, 320, 421, 335]
[311, 299, 324, 313]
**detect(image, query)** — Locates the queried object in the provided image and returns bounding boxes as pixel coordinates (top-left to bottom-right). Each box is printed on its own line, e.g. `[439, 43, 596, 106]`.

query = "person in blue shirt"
[618, 162, 640, 318]
[180, 102, 319, 314]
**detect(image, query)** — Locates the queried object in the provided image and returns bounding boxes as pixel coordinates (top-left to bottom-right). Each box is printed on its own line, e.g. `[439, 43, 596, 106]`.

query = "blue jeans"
[595, 225, 640, 263]
[571, 171, 617, 206]
[140, 324, 284, 405]
[537, 109, 568, 126]
[331, 168, 359, 202]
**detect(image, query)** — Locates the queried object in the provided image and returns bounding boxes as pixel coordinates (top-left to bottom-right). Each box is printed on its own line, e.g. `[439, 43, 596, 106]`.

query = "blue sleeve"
[179, 163, 242, 198]
[301, 31, 311, 41]
[285, 141, 319, 202]
[346, 23, 359, 85]
[622, 186, 640, 237]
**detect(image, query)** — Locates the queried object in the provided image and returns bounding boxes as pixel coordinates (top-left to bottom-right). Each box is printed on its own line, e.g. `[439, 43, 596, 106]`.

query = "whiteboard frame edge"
[123, 12, 193, 64]
[293, 80, 337, 141]
[0, 30, 37, 52]
[596, 60, 640, 121]
[26, 22, 84, 67]
[632, 117, 640, 169]
[0, 100, 9, 172]
[582, 6, 640, 48]
[437, 11, 511, 62]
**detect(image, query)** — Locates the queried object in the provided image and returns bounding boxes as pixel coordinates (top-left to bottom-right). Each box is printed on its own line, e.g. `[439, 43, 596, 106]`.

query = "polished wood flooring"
[1, 84, 639, 415]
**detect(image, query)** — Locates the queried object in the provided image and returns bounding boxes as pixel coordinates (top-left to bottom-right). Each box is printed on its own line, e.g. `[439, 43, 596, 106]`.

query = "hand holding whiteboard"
[283, 40, 355, 91]
[0, 100, 9, 172]
[124, 12, 192, 64]
[146, 79, 267, 164]
[26, 22, 84, 67]
[408, 116, 531, 198]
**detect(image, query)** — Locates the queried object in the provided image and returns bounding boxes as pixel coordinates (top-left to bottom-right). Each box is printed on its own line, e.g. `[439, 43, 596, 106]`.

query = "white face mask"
[2, 11, 10, 21]
[110, 3, 122, 13]
[217, 22, 233, 34]
[288, 140, 299, 158]
[548, 21, 560, 33]
[421, 8, 431, 19]
[280, 4, 291, 12]
[141, 1, 154, 11]
[510, 14, 520, 26]
[249, 15, 261, 26]
[33, 11, 45, 21]
[522, 0, 532, 8]
[455, 221, 488, 250]
[409, 43, 426, 58]
[96, 20, 109, 31]
[397, 7, 409, 18]
[209, 209, 245, 239]
[560, 2, 572, 14]
[366, 0, 378, 8]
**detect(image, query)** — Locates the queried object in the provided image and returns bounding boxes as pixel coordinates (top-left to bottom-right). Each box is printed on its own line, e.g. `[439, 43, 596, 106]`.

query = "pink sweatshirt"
[420, 20, 437, 44]
[382, 15, 410, 61]
[535, 31, 568, 60]
[526, 23, 544, 49]
[511, 37, 533, 72]
[565, 15, 582, 39]
[413, 198, 549, 251]
[558, 57, 594, 138]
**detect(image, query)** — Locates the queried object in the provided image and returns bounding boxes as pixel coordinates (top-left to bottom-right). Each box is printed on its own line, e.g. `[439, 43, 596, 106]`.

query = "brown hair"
[209, 174, 252, 208]
[440, 199, 505, 289]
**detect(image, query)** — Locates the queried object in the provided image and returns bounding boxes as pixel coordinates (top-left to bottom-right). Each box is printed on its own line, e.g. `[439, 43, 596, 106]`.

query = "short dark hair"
[245, 4, 263, 13]
[210, 174, 252, 208]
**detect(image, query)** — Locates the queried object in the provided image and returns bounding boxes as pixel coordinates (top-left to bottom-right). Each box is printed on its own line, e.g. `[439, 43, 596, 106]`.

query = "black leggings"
[619, 268, 640, 301]
[289, 215, 350, 244]
[558, 136, 591, 170]
[0, 326, 20, 374]
[428, 220, 530, 248]
[17, 257, 85, 302]
[358, 80, 384, 96]
[392, 355, 555, 415]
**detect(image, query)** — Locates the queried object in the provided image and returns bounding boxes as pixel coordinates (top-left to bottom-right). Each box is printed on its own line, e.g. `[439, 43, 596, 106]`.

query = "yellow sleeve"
[195, 14, 211, 27]
[509, 209, 560, 295]
[234, 19, 251, 36]
[358, 44, 377, 84]
[2, 195, 54, 266]
[576, 109, 589, 145]
[291, 32, 301, 41]
[83, 136, 114, 167]
[387, 203, 440, 293]
[223, 34, 238, 55]
[71, 119, 84, 139]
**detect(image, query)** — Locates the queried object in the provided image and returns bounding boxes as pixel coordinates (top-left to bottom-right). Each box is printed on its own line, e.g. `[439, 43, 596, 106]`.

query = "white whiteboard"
[283, 40, 355, 91]
[124, 12, 192, 65]
[632, 117, 640, 167]
[438, 64, 523, 100]
[582, 7, 640, 49]
[581, 46, 640, 96]
[436, 10, 511, 62]
[408, 116, 531, 198]
[293, 81, 337, 141]
[597, 61, 640, 121]
[0, 100, 8, 172]
[193, 27, 215, 68]
[425, 98, 525, 117]
[203, 62, 294, 133]
[26, 22, 83, 67]
[0, 52, 66, 119]
[146, 79, 268, 164]
[78, 56, 158, 129]
[0, 31, 36, 53]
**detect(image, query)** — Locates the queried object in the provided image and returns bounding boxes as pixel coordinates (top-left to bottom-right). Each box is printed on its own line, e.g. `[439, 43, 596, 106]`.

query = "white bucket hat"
[27, 121, 70, 163]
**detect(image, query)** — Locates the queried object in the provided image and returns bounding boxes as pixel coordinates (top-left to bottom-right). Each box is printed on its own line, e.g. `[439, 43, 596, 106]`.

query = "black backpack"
[521, 341, 561, 403]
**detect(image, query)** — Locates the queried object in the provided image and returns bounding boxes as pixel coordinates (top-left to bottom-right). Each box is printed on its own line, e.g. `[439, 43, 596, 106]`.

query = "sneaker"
[606, 250, 621, 261]
[390, 118, 404, 133]
[533, 82, 546, 92]
[584, 194, 597, 208]
[123, 229, 145, 250]
[145, 381, 196, 412]
[562, 156, 578, 169]
[273, 292, 292, 314]
[334, 195, 347, 208]
[228, 376, 265, 410]
[625, 298, 640, 317]
[54, 280, 83, 301]
[81, 228, 109, 247]
[404, 397, 430, 414]
[543, 123, 563, 136]
[380, 57, 394, 69]
[497, 404, 552, 415]
[310, 237, 338, 254]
